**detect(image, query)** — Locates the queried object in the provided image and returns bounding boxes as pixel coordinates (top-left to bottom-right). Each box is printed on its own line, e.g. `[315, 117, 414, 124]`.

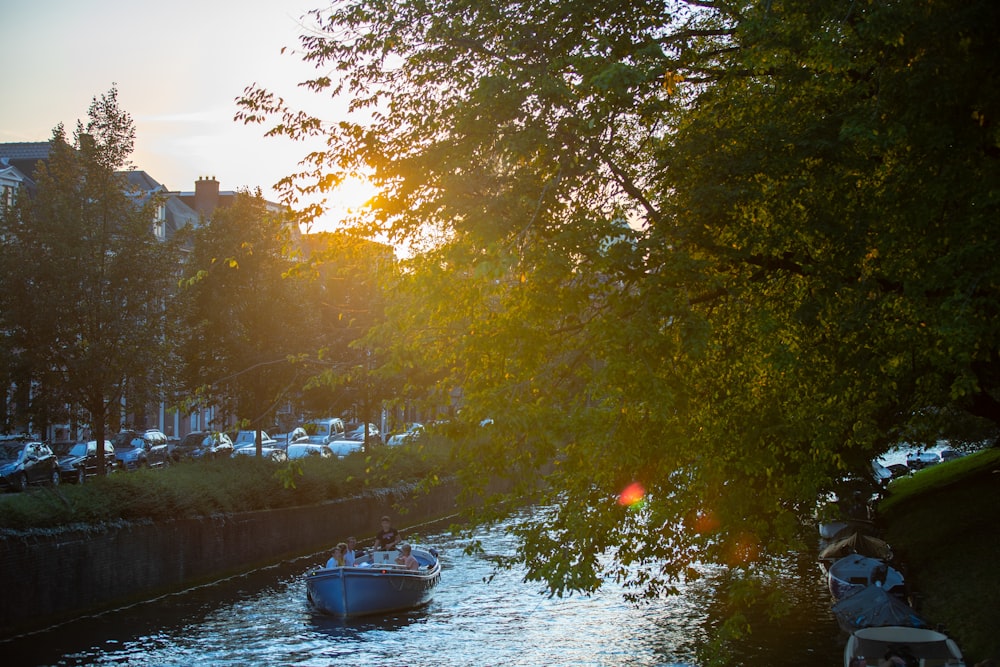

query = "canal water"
[4, 509, 843, 666]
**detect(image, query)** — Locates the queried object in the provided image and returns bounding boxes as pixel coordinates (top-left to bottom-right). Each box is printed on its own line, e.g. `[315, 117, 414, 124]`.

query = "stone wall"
[0, 484, 458, 638]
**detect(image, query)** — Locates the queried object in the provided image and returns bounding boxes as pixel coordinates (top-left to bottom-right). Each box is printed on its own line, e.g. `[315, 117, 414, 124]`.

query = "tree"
[238, 0, 1000, 652]
[295, 232, 394, 434]
[173, 192, 315, 454]
[0, 86, 175, 473]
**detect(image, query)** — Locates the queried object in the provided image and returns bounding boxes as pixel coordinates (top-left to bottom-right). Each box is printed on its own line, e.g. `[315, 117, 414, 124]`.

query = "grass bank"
[0, 437, 454, 533]
[878, 446, 1000, 664]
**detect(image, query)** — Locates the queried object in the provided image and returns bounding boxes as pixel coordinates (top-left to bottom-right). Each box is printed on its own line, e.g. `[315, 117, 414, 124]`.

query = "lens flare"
[693, 509, 721, 534]
[618, 481, 645, 507]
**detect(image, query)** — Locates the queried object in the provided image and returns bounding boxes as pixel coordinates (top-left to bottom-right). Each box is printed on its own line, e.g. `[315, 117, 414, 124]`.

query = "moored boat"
[828, 554, 905, 601]
[819, 531, 894, 572]
[843, 625, 966, 667]
[306, 547, 441, 617]
[820, 518, 875, 541]
[832, 584, 927, 634]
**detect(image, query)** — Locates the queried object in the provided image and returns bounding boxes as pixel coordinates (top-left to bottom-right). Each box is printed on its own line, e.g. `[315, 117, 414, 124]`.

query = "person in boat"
[326, 544, 346, 568]
[344, 536, 360, 566]
[395, 543, 420, 570]
[884, 646, 917, 667]
[374, 516, 402, 550]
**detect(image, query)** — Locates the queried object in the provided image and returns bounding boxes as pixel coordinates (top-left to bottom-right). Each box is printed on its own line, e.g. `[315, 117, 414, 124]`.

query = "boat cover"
[819, 531, 893, 562]
[833, 585, 927, 633]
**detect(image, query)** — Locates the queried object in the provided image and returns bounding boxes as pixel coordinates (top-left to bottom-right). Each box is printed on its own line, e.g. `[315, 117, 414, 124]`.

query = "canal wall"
[0, 483, 460, 638]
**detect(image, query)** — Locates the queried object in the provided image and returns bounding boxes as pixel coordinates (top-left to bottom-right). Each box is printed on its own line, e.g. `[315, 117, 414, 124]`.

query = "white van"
[303, 418, 346, 445]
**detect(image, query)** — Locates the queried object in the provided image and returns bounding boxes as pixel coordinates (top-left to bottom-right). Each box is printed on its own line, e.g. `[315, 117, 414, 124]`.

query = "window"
[153, 203, 166, 240]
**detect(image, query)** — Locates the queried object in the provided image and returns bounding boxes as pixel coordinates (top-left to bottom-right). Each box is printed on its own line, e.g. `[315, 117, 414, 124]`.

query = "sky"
[0, 0, 372, 231]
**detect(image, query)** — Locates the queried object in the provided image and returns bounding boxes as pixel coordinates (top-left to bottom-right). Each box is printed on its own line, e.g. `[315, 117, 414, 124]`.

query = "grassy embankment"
[878, 446, 1000, 665]
[0, 437, 455, 533]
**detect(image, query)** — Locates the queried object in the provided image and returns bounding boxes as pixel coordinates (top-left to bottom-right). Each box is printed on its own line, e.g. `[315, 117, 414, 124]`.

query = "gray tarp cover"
[833, 584, 927, 633]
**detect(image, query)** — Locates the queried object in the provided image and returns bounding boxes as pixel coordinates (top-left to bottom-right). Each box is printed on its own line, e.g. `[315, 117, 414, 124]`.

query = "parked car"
[231, 430, 278, 450]
[327, 424, 380, 458]
[113, 429, 171, 470]
[939, 448, 962, 462]
[52, 440, 116, 483]
[232, 443, 288, 462]
[303, 418, 346, 446]
[174, 431, 234, 461]
[886, 463, 909, 479]
[272, 427, 309, 448]
[387, 423, 424, 447]
[0, 440, 60, 491]
[344, 422, 382, 446]
[286, 442, 335, 460]
[905, 450, 941, 470]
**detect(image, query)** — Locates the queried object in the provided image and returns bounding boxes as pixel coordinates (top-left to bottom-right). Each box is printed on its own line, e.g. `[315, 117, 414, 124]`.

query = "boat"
[832, 584, 927, 633]
[828, 554, 905, 600]
[819, 531, 894, 571]
[306, 547, 441, 617]
[843, 626, 966, 667]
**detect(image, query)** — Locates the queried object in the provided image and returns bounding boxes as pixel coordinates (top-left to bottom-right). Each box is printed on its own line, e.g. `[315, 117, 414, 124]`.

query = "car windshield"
[69, 443, 89, 456]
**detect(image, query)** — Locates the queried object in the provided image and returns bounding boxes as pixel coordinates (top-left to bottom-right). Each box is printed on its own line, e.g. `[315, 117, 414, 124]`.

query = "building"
[0, 142, 47, 208]
[0, 141, 285, 442]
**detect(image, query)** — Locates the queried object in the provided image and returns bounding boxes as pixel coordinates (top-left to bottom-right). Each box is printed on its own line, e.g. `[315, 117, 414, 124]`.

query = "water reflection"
[5, 510, 841, 666]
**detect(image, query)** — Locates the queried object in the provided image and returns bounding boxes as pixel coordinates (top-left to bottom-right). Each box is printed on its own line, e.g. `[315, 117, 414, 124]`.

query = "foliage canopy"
[239, 0, 1000, 644]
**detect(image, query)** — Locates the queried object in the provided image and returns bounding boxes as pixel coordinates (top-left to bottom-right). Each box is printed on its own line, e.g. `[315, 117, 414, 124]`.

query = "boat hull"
[306, 548, 441, 617]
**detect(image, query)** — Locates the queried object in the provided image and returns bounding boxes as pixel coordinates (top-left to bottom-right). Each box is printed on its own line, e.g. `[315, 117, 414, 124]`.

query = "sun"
[302, 173, 380, 234]
[330, 174, 379, 214]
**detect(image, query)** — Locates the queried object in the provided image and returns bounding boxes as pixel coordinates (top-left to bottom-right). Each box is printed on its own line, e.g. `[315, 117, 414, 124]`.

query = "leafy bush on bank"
[0, 438, 454, 533]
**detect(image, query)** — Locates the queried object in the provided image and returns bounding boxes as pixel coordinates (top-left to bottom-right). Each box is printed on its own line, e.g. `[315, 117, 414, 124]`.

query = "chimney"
[194, 176, 220, 214]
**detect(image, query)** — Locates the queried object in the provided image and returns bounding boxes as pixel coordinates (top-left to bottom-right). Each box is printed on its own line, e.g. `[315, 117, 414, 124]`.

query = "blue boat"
[306, 547, 441, 617]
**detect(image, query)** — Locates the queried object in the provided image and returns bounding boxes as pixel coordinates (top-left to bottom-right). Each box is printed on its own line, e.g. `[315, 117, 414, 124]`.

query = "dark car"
[905, 449, 941, 470]
[52, 440, 116, 483]
[0, 440, 60, 491]
[174, 431, 234, 461]
[113, 429, 171, 470]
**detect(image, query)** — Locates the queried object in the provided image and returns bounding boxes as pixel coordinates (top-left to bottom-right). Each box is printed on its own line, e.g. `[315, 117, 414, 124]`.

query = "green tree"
[238, 0, 1000, 652]
[173, 192, 315, 454]
[0, 86, 175, 473]
[296, 232, 394, 434]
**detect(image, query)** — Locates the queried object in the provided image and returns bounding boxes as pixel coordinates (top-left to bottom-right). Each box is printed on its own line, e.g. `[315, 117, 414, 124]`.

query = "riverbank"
[878, 446, 1000, 664]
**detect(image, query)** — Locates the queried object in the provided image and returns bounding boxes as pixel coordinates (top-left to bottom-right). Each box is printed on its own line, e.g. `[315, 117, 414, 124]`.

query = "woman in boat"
[325, 544, 346, 568]
[395, 543, 420, 570]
